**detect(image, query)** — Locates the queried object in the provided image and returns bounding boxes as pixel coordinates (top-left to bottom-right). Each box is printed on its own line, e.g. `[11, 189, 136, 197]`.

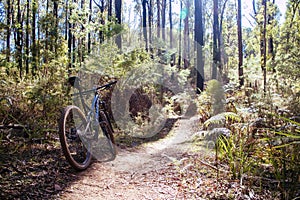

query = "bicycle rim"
[59, 105, 92, 170]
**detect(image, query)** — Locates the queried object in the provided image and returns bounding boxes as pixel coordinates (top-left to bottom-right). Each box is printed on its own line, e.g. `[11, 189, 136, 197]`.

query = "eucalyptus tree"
[6, 0, 11, 64]
[162, 0, 166, 40]
[169, 0, 173, 48]
[212, 0, 220, 79]
[157, 0, 161, 38]
[16, 0, 23, 78]
[115, 0, 122, 49]
[267, 0, 276, 72]
[183, 0, 190, 69]
[147, 0, 153, 46]
[178, 0, 182, 67]
[88, 0, 92, 53]
[142, 0, 148, 50]
[261, 0, 267, 94]
[194, 0, 204, 92]
[219, 0, 228, 80]
[32, 0, 38, 75]
[237, 0, 244, 86]
[25, 0, 30, 75]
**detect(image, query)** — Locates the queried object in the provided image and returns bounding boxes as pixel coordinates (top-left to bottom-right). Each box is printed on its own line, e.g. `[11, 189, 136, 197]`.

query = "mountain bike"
[59, 76, 117, 170]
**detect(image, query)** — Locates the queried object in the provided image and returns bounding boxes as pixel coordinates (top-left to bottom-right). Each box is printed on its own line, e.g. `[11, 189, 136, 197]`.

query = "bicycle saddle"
[68, 76, 81, 89]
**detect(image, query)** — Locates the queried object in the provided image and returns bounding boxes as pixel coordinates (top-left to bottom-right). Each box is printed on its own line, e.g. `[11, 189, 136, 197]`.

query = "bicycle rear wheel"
[59, 105, 92, 170]
[91, 111, 116, 161]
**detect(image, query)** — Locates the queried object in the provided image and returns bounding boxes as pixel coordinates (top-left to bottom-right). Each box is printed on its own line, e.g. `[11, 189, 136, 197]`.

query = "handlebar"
[71, 80, 117, 96]
[96, 80, 117, 91]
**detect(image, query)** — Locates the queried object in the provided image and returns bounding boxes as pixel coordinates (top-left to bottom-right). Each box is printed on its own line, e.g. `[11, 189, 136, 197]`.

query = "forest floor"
[0, 115, 278, 199]
[60, 116, 203, 199]
[58, 116, 276, 200]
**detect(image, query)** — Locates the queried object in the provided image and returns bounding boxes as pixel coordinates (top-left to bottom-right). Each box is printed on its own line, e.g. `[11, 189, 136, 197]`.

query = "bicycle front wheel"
[59, 105, 92, 170]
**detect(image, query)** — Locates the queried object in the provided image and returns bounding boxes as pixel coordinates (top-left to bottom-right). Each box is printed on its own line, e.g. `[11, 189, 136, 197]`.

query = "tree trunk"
[178, 0, 182, 68]
[212, 0, 220, 79]
[261, 0, 267, 94]
[142, 0, 148, 51]
[25, 0, 30, 75]
[37, 8, 41, 69]
[68, 0, 73, 69]
[6, 0, 11, 66]
[194, 0, 204, 93]
[72, 0, 77, 63]
[237, 0, 244, 86]
[147, 0, 153, 47]
[183, 0, 190, 69]
[268, 0, 275, 73]
[108, 0, 112, 19]
[80, 0, 85, 63]
[157, 0, 160, 38]
[32, 0, 37, 76]
[45, 0, 49, 64]
[53, 0, 59, 54]
[169, 0, 173, 48]
[16, 0, 23, 78]
[161, 0, 166, 40]
[88, 0, 92, 53]
[219, 0, 228, 80]
[115, 0, 122, 49]
[72, 22, 76, 64]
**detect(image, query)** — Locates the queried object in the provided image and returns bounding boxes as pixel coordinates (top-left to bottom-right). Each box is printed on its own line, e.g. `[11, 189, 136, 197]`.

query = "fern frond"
[204, 112, 241, 128]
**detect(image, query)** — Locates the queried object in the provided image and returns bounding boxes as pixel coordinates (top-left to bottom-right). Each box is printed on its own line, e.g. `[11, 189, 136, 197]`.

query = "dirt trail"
[60, 116, 207, 200]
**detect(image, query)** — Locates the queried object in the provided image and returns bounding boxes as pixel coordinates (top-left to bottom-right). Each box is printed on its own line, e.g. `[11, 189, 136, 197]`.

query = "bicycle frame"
[69, 77, 116, 139]
[59, 77, 117, 170]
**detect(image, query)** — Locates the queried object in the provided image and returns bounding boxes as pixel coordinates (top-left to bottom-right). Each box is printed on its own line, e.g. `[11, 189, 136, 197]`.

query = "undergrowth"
[0, 60, 69, 141]
[197, 79, 300, 199]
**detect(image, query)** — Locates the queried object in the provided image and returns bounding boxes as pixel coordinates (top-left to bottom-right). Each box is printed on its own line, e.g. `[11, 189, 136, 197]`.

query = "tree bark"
[32, 0, 37, 76]
[16, 0, 23, 78]
[45, 0, 49, 64]
[53, 0, 59, 54]
[194, 0, 204, 93]
[108, 0, 112, 19]
[157, 0, 160, 38]
[6, 0, 11, 66]
[219, 0, 228, 79]
[169, 0, 173, 48]
[79, 0, 85, 64]
[183, 0, 190, 69]
[25, 0, 30, 75]
[178, 0, 182, 68]
[261, 0, 267, 94]
[147, 0, 153, 47]
[88, 0, 92, 53]
[68, 0, 73, 69]
[161, 0, 166, 40]
[268, 0, 275, 73]
[142, 0, 148, 50]
[237, 0, 244, 86]
[212, 0, 220, 79]
[115, 0, 122, 49]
